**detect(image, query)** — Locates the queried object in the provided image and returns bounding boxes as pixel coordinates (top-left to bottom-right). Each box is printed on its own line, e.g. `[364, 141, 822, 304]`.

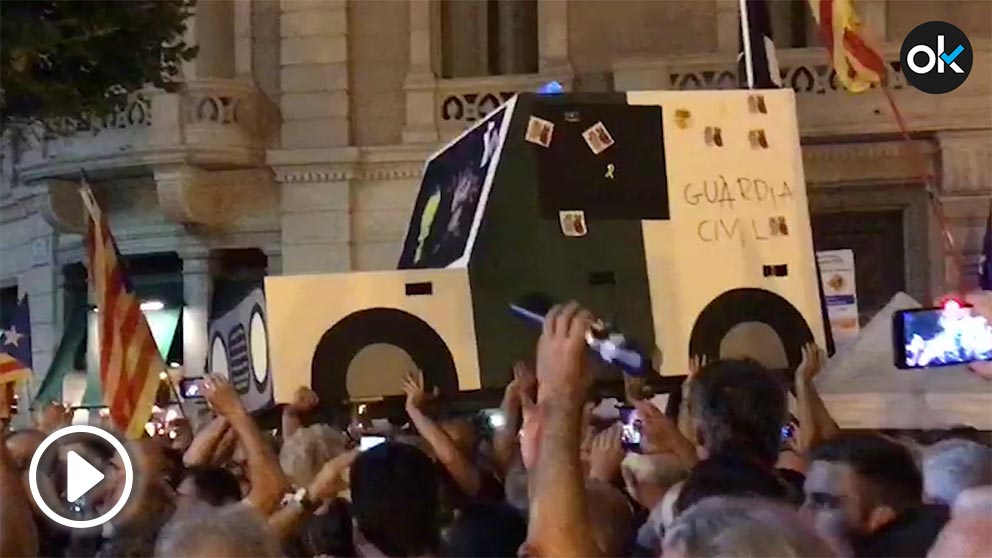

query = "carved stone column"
[716, 0, 740, 53]
[861, 0, 887, 42]
[403, 0, 440, 144]
[272, 156, 357, 274]
[538, 0, 572, 74]
[496, 0, 539, 75]
[279, 0, 350, 148]
[183, 0, 236, 79]
[181, 251, 214, 377]
[936, 130, 992, 292]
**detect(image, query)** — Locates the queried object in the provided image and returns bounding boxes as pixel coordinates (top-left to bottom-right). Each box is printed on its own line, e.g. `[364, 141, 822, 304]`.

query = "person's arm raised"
[526, 302, 601, 557]
[182, 415, 229, 467]
[203, 374, 289, 514]
[268, 449, 358, 540]
[795, 343, 839, 454]
[635, 400, 697, 468]
[676, 355, 704, 446]
[282, 386, 318, 440]
[493, 361, 535, 475]
[403, 369, 483, 497]
[587, 423, 624, 484]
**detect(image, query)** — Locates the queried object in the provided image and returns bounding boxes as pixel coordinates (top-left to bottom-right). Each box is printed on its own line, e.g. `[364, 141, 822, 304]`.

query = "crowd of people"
[2, 302, 991, 558]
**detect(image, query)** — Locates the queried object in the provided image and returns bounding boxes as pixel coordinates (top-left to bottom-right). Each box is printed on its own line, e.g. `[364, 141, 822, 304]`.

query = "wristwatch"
[292, 487, 319, 512]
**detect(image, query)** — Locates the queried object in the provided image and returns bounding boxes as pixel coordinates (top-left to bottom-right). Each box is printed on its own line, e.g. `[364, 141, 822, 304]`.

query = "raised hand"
[682, 354, 707, 398]
[307, 449, 360, 502]
[536, 301, 593, 404]
[588, 423, 624, 483]
[689, 354, 708, 378]
[203, 374, 246, 418]
[635, 400, 696, 465]
[796, 343, 826, 384]
[402, 369, 437, 412]
[506, 361, 536, 399]
[518, 388, 540, 470]
[37, 401, 72, 433]
[289, 386, 319, 413]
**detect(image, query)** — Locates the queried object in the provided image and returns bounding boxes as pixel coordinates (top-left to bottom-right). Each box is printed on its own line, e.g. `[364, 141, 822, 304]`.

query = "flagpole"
[739, 0, 755, 89]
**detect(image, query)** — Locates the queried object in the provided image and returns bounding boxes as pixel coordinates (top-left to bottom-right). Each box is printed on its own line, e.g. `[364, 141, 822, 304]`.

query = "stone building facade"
[1, 0, 989, 407]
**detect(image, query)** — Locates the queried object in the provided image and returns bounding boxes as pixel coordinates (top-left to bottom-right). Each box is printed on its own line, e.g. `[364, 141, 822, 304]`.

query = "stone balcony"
[14, 78, 277, 183]
[8, 79, 280, 229]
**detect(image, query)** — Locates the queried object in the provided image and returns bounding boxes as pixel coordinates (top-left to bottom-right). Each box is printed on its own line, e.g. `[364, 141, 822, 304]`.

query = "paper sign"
[582, 121, 615, 155]
[558, 210, 587, 237]
[817, 249, 860, 351]
[525, 116, 554, 147]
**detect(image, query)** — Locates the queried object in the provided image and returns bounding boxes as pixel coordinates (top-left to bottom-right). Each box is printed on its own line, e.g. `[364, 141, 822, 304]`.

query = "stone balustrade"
[613, 42, 991, 137]
[435, 73, 573, 135]
[11, 79, 277, 184]
[431, 42, 990, 139]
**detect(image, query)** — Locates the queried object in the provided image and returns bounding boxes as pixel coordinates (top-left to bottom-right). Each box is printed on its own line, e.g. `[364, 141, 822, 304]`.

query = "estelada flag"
[808, 0, 886, 92]
[1, 293, 33, 386]
[80, 180, 164, 439]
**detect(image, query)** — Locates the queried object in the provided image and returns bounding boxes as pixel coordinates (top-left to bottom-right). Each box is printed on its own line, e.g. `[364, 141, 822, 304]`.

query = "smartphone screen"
[894, 302, 992, 369]
[781, 423, 795, 443]
[178, 377, 207, 399]
[618, 406, 642, 451]
[481, 409, 507, 429]
[360, 435, 386, 452]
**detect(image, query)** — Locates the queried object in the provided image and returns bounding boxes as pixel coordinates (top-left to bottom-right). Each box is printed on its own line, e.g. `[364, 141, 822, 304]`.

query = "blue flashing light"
[537, 81, 564, 95]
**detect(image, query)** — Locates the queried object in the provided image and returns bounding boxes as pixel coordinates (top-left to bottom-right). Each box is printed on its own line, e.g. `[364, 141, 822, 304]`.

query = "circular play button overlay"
[27, 425, 134, 529]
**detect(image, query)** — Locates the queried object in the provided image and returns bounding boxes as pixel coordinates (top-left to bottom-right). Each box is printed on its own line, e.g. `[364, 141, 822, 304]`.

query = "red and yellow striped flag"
[808, 0, 886, 92]
[80, 183, 164, 439]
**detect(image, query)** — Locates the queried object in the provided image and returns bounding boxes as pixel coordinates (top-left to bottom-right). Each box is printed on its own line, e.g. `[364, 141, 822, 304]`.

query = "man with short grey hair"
[622, 452, 690, 555]
[279, 423, 349, 489]
[155, 504, 283, 558]
[923, 439, 992, 506]
[663, 496, 838, 557]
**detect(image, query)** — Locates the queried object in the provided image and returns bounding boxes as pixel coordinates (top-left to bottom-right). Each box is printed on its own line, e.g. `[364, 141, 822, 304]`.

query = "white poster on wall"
[817, 249, 859, 352]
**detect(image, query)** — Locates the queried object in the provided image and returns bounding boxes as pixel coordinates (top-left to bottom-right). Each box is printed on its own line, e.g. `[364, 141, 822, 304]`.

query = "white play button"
[28, 425, 134, 529]
[65, 450, 105, 503]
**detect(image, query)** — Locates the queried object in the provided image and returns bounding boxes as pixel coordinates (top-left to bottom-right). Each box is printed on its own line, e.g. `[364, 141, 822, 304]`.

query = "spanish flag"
[808, 0, 886, 92]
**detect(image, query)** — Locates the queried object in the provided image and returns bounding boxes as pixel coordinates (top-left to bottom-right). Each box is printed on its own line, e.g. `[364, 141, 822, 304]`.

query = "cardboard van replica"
[265, 90, 828, 405]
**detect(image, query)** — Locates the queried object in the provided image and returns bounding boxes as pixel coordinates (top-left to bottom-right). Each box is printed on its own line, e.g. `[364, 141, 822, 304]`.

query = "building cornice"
[269, 145, 433, 184]
[802, 139, 937, 188]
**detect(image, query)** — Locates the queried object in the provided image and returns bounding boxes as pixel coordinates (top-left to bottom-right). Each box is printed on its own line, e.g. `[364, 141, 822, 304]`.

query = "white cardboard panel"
[628, 89, 827, 375]
[265, 268, 481, 402]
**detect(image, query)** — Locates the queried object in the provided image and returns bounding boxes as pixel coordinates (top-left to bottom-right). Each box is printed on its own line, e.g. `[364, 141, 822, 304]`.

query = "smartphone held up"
[618, 405, 642, 452]
[178, 377, 208, 400]
[893, 300, 992, 369]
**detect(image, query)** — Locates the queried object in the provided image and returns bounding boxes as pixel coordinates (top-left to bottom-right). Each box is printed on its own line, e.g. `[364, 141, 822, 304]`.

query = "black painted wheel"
[310, 308, 460, 406]
[688, 288, 815, 372]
